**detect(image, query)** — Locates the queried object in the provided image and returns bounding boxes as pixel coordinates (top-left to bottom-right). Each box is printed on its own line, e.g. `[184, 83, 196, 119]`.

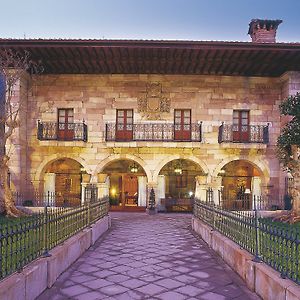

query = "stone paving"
[38, 213, 260, 300]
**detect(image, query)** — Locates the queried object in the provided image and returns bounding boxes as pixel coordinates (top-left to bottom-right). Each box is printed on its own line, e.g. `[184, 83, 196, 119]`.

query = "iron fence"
[37, 121, 88, 142]
[218, 123, 269, 144]
[0, 197, 109, 280]
[194, 198, 300, 284]
[105, 122, 202, 142]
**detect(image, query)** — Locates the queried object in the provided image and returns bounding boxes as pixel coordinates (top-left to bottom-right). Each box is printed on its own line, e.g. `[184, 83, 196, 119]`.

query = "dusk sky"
[1, 0, 300, 42]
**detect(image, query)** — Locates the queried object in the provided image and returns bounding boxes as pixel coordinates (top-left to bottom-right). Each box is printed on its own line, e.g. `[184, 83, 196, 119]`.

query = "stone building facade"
[2, 19, 300, 210]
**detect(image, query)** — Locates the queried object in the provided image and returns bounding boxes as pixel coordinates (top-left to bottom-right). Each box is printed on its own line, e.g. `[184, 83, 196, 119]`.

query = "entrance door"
[123, 175, 138, 206]
[116, 109, 133, 141]
[58, 109, 74, 140]
[233, 110, 249, 142]
[174, 109, 191, 141]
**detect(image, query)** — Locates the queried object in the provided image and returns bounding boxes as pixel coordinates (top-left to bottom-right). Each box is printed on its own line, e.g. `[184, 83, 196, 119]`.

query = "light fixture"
[245, 188, 251, 194]
[189, 191, 193, 197]
[174, 160, 183, 175]
[129, 162, 138, 173]
[218, 169, 226, 176]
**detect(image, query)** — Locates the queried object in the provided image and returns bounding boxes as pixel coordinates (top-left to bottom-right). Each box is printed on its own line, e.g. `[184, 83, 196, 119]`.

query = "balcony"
[37, 121, 88, 142]
[105, 123, 202, 142]
[218, 123, 269, 144]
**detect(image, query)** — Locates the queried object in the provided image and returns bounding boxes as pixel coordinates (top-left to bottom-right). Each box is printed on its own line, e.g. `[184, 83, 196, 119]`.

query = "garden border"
[0, 215, 111, 300]
[192, 216, 300, 300]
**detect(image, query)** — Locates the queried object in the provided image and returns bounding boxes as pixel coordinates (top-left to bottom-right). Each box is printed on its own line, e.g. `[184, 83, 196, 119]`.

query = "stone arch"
[212, 156, 269, 186]
[153, 155, 209, 183]
[94, 154, 152, 183]
[34, 154, 91, 183]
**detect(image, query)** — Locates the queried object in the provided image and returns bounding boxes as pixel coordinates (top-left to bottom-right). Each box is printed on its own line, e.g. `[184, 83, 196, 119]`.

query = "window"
[57, 109, 74, 140]
[116, 109, 133, 141]
[174, 109, 191, 140]
[232, 110, 249, 142]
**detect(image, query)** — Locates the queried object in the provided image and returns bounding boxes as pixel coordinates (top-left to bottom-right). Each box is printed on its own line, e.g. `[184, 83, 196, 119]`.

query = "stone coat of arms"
[138, 82, 170, 120]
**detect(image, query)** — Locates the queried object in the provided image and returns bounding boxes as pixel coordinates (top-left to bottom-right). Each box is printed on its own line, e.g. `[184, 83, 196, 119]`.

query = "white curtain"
[138, 176, 147, 206]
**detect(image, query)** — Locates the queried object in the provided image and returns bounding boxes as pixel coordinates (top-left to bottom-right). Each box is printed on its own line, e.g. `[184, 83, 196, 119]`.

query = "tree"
[277, 92, 300, 223]
[0, 49, 41, 217]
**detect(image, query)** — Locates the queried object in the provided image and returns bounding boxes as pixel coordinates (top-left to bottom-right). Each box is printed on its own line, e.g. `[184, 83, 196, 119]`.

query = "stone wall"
[8, 72, 300, 200]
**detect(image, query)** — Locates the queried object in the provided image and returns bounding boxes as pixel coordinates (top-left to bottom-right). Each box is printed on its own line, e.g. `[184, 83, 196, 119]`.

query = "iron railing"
[218, 123, 269, 144]
[194, 198, 300, 284]
[37, 121, 88, 142]
[0, 197, 109, 280]
[105, 122, 202, 142]
[13, 191, 82, 207]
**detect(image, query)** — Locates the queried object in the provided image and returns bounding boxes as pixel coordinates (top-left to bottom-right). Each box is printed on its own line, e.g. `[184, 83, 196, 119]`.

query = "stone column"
[81, 173, 92, 204]
[210, 176, 223, 205]
[97, 173, 109, 199]
[195, 175, 208, 201]
[138, 176, 147, 206]
[251, 176, 262, 209]
[157, 175, 166, 210]
[81, 183, 89, 205]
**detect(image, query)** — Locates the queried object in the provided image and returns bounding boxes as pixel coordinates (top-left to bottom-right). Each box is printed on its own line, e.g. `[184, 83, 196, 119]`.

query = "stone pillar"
[44, 173, 56, 206]
[251, 176, 262, 209]
[138, 176, 147, 207]
[157, 175, 166, 210]
[195, 175, 208, 201]
[81, 183, 89, 204]
[81, 173, 92, 204]
[97, 173, 109, 199]
[210, 176, 223, 205]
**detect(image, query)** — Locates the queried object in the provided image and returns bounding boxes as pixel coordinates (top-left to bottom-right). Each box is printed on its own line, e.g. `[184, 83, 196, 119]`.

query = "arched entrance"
[43, 158, 83, 206]
[219, 160, 262, 210]
[102, 159, 147, 211]
[158, 159, 205, 211]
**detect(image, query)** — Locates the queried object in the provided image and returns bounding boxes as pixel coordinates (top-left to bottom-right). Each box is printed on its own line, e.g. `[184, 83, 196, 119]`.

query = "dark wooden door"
[58, 109, 74, 140]
[116, 109, 133, 141]
[233, 110, 249, 142]
[174, 109, 191, 140]
[123, 175, 138, 205]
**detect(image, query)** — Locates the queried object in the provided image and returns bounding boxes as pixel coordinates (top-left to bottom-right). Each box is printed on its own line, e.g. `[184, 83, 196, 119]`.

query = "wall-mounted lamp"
[244, 188, 251, 194]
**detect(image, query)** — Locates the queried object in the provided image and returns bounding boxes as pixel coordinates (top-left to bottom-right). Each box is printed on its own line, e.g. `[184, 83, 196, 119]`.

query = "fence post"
[43, 204, 51, 257]
[87, 199, 91, 226]
[253, 195, 261, 262]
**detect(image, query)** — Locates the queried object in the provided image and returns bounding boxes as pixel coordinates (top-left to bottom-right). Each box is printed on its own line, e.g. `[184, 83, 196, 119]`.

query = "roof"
[0, 38, 300, 77]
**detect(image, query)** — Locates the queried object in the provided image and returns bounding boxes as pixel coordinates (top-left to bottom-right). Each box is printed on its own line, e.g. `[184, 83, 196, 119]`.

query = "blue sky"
[1, 0, 299, 41]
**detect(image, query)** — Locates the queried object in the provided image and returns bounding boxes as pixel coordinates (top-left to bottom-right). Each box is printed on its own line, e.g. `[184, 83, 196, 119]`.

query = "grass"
[0, 201, 108, 280]
[194, 203, 300, 284]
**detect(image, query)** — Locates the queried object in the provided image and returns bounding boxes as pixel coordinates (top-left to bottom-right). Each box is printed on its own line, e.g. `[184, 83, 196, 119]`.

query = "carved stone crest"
[138, 82, 170, 120]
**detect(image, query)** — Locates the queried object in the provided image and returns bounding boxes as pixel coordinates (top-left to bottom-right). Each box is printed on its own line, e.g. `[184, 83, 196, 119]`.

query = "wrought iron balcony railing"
[37, 121, 88, 142]
[105, 123, 202, 142]
[218, 123, 269, 144]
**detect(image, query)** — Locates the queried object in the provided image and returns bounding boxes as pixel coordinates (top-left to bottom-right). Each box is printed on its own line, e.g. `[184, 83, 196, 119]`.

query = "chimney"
[248, 19, 282, 43]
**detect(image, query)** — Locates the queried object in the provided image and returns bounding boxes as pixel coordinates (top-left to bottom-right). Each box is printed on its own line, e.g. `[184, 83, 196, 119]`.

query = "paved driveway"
[38, 213, 259, 300]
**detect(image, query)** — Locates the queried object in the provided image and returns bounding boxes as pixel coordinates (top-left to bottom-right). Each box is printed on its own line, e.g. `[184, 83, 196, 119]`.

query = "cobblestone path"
[38, 213, 260, 300]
